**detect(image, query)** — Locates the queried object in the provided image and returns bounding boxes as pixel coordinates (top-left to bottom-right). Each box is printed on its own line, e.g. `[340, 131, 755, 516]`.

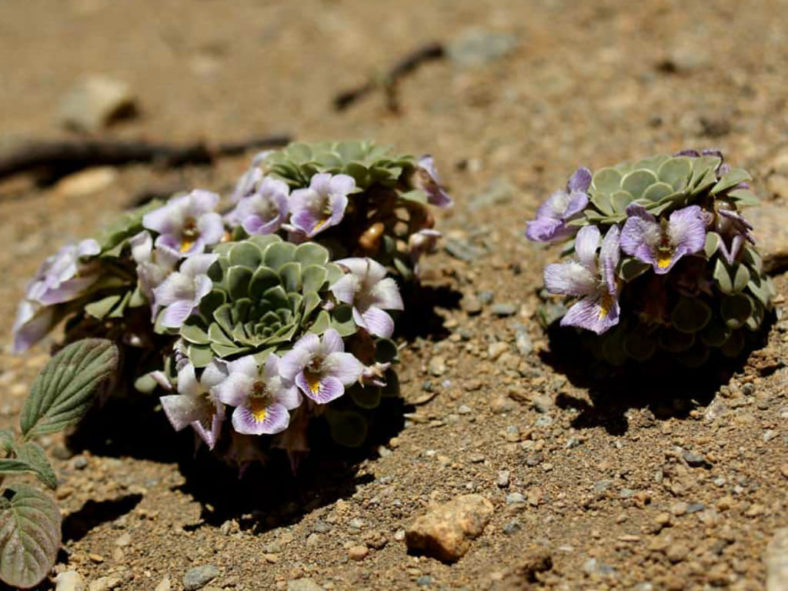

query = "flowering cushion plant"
[526, 150, 775, 367]
[12, 140, 451, 469]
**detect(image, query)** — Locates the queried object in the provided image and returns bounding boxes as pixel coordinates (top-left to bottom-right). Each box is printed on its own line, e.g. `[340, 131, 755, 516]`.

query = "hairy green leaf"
[0, 484, 60, 589]
[21, 339, 118, 439]
[11, 443, 57, 490]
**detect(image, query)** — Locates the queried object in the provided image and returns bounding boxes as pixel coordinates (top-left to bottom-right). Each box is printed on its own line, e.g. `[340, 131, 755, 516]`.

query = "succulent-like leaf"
[326, 409, 368, 447]
[20, 339, 118, 439]
[0, 484, 61, 589]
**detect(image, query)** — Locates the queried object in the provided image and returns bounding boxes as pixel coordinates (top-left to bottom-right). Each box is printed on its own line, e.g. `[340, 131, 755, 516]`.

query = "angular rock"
[183, 565, 219, 590]
[56, 571, 85, 591]
[405, 494, 494, 562]
[58, 75, 137, 132]
[766, 528, 788, 591]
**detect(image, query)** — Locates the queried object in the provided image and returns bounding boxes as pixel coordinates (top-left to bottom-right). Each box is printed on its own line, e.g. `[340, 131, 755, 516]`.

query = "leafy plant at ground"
[10, 140, 451, 472]
[0, 339, 117, 588]
[525, 150, 775, 367]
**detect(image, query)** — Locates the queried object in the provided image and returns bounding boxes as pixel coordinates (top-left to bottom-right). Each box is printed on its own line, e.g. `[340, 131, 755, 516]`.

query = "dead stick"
[334, 42, 445, 112]
[0, 134, 292, 179]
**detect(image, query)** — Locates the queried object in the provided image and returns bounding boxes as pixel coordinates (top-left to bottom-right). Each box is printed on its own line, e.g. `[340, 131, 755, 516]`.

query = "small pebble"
[183, 565, 219, 590]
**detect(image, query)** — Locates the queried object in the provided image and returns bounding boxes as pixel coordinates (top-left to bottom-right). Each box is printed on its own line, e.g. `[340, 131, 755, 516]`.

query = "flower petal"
[360, 306, 395, 338]
[567, 167, 592, 193]
[370, 277, 404, 310]
[544, 261, 597, 297]
[321, 329, 344, 355]
[160, 394, 204, 431]
[12, 302, 54, 353]
[328, 174, 356, 196]
[574, 225, 601, 270]
[232, 402, 290, 435]
[561, 296, 620, 335]
[323, 351, 363, 385]
[213, 372, 253, 407]
[668, 205, 706, 256]
[298, 374, 345, 404]
[160, 300, 196, 328]
[279, 334, 320, 381]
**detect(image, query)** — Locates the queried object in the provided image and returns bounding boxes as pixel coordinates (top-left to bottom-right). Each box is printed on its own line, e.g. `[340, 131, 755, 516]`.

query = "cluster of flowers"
[526, 150, 775, 366]
[12, 141, 451, 466]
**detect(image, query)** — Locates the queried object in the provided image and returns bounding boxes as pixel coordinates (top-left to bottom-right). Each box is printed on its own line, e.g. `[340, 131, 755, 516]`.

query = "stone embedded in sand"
[55, 571, 85, 591]
[58, 75, 137, 132]
[183, 565, 219, 590]
[766, 528, 788, 591]
[747, 204, 788, 272]
[405, 494, 494, 562]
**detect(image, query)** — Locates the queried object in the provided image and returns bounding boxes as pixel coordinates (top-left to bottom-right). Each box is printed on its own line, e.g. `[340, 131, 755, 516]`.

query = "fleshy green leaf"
[711, 168, 751, 195]
[0, 484, 61, 589]
[20, 339, 117, 439]
[671, 297, 712, 334]
[84, 295, 122, 320]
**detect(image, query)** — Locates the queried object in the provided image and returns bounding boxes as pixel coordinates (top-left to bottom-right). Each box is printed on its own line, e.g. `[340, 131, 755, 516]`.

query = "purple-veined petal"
[290, 206, 321, 237]
[181, 253, 218, 277]
[359, 306, 395, 338]
[309, 173, 332, 195]
[327, 193, 348, 227]
[574, 225, 601, 270]
[567, 167, 592, 193]
[668, 205, 706, 258]
[600, 225, 621, 294]
[525, 217, 568, 243]
[544, 261, 597, 297]
[153, 273, 195, 307]
[535, 190, 569, 221]
[297, 373, 345, 404]
[37, 276, 98, 305]
[560, 295, 620, 335]
[161, 300, 197, 328]
[323, 351, 363, 385]
[564, 191, 589, 219]
[620, 205, 661, 266]
[232, 402, 290, 435]
[278, 384, 302, 410]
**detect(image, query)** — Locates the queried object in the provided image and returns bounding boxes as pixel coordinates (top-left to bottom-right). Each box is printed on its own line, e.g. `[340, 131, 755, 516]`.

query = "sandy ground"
[0, 0, 786, 589]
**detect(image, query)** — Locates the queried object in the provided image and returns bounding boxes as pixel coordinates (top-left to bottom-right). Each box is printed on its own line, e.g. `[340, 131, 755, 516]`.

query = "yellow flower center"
[657, 253, 672, 268]
[249, 397, 268, 422]
[180, 218, 199, 252]
[598, 293, 614, 319]
[304, 368, 322, 394]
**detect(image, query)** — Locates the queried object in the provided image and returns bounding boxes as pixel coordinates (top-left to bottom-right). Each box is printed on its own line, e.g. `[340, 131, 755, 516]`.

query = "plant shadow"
[65, 393, 409, 533]
[540, 315, 775, 435]
[398, 282, 462, 342]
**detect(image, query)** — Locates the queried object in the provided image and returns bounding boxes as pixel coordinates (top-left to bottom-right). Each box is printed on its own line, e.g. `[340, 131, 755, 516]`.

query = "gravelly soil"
[0, 1, 786, 589]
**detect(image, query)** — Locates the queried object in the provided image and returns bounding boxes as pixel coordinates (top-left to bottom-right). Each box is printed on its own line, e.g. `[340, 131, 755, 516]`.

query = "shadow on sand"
[540, 315, 776, 435]
[63, 281, 461, 534]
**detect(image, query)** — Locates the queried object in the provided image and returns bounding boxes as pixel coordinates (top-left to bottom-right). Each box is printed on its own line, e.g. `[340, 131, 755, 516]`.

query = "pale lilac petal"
[196, 212, 224, 246]
[321, 329, 344, 355]
[525, 217, 568, 242]
[213, 372, 253, 407]
[291, 207, 321, 237]
[600, 225, 621, 293]
[279, 334, 320, 381]
[130, 231, 153, 264]
[417, 156, 453, 207]
[535, 190, 569, 221]
[37, 276, 97, 305]
[574, 225, 601, 270]
[621, 205, 661, 266]
[370, 277, 404, 310]
[330, 274, 358, 305]
[231, 167, 262, 203]
[328, 174, 356, 196]
[564, 191, 589, 219]
[77, 239, 101, 258]
[180, 253, 218, 277]
[12, 303, 54, 353]
[153, 273, 194, 306]
[187, 190, 220, 214]
[232, 402, 289, 435]
[561, 296, 620, 335]
[229, 355, 259, 379]
[668, 205, 706, 257]
[143, 204, 176, 235]
[200, 361, 228, 389]
[161, 299, 196, 328]
[327, 193, 348, 227]
[192, 403, 224, 450]
[544, 261, 597, 297]
[360, 306, 395, 338]
[323, 351, 363, 385]
[177, 363, 201, 398]
[160, 394, 204, 431]
[310, 173, 333, 195]
[718, 234, 743, 264]
[298, 374, 344, 404]
[567, 167, 592, 193]
[277, 384, 302, 410]
[335, 257, 384, 281]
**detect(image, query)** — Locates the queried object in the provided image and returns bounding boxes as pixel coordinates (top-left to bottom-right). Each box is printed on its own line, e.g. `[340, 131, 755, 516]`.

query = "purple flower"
[160, 361, 227, 449]
[130, 231, 180, 310]
[227, 176, 289, 235]
[414, 156, 453, 208]
[620, 204, 706, 274]
[12, 302, 55, 354]
[715, 207, 754, 264]
[544, 225, 621, 335]
[361, 361, 391, 387]
[12, 238, 101, 353]
[142, 190, 224, 255]
[330, 258, 404, 338]
[280, 329, 363, 404]
[288, 173, 355, 238]
[153, 253, 218, 329]
[525, 168, 591, 243]
[230, 151, 270, 203]
[213, 354, 301, 436]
